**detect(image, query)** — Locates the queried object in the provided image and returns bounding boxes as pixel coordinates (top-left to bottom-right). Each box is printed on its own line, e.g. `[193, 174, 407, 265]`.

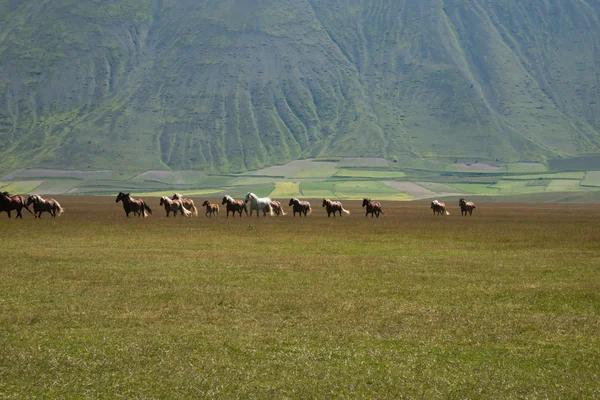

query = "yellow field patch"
[269, 182, 301, 198]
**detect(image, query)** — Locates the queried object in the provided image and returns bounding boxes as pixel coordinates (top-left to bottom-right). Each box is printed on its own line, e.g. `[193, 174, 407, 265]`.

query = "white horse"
[244, 192, 273, 217]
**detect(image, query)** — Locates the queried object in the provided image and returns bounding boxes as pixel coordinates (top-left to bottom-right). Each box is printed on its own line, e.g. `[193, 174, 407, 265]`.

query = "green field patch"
[336, 158, 392, 168]
[548, 155, 600, 171]
[446, 163, 503, 173]
[506, 163, 547, 173]
[1, 180, 44, 194]
[447, 183, 500, 195]
[546, 179, 580, 192]
[131, 170, 205, 184]
[526, 179, 551, 187]
[334, 169, 406, 179]
[247, 160, 338, 179]
[581, 171, 600, 187]
[232, 177, 288, 186]
[33, 179, 82, 194]
[416, 182, 463, 194]
[269, 182, 301, 198]
[489, 180, 546, 194]
[332, 181, 411, 200]
[503, 172, 585, 180]
[0, 168, 111, 181]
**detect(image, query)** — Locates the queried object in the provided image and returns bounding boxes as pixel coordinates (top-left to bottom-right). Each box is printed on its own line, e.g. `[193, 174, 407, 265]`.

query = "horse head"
[116, 192, 126, 203]
[289, 198, 296, 207]
[222, 196, 229, 205]
[244, 193, 253, 203]
[160, 196, 168, 206]
[322, 199, 329, 208]
[172, 193, 183, 200]
[202, 200, 210, 207]
[362, 198, 370, 208]
[459, 198, 466, 206]
[26, 195, 37, 206]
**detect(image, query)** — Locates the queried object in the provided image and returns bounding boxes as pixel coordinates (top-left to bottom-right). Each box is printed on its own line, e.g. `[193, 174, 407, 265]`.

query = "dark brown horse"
[222, 195, 248, 218]
[270, 200, 286, 216]
[362, 198, 384, 218]
[27, 194, 63, 218]
[0, 192, 33, 218]
[172, 193, 198, 216]
[202, 200, 219, 217]
[459, 198, 476, 216]
[431, 200, 449, 216]
[289, 198, 311, 217]
[322, 198, 350, 217]
[116, 192, 152, 218]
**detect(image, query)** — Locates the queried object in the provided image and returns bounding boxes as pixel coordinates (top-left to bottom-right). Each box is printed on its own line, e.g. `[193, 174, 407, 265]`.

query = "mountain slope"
[1, 0, 599, 173]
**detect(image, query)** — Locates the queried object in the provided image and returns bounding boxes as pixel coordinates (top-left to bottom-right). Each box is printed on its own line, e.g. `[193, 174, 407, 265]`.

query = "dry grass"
[0, 198, 599, 398]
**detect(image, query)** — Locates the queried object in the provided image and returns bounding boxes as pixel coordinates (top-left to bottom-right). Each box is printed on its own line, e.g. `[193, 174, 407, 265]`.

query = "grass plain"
[1, 198, 599, 398]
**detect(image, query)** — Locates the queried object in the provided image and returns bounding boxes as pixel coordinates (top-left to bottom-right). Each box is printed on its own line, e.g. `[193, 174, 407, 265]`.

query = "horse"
[270, 200, 286, 216]
[459, 198, 476, 216]
[362, 198, 384, 218]
[431, 200, 449, 216]
[160, 196, 192, 217]
[0, 192, 33, 218]
[221, 195, 248, 218]
[172, 193, 198, 216]
[322, 198, 350, 217]
[202, 200, 219, 217]
[115, 192, 152, 217]
[289, 198, 311, 217]
[245, 192, 273, 217]
[27, 194, 63, 218]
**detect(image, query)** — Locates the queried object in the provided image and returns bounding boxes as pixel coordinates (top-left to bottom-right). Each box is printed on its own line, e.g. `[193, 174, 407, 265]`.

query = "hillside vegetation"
[1, 0, 600, 173]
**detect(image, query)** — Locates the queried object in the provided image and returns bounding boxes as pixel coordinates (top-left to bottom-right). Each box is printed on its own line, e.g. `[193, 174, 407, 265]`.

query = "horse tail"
[144, 203, 153, 215]
[342, 207, 350, 215]
[181, 206, 192, 217]
[190, 204, 198, 217]
[280, 207, 287, 216]
[307, 205, 312, 215]
[55, 202, 64, 217]
[445, 210, 450, 216]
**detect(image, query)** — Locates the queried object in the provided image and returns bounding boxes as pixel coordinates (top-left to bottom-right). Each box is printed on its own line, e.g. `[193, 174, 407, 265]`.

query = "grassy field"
[1, 199, 599, 397]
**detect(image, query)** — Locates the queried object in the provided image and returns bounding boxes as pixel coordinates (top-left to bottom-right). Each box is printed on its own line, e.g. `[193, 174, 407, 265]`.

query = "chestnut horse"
[362, 198, 384, 218]
[270, 200, 286, 216]
[431, 200, 449, 216]
[160, 196, 192, 217]
[322, 198, 350, 217]
[459, 198, 476, 216]
[0, 192, 33, 218]
[172, 193, 198, 216]
[289, 198, 311, 217]
[116, 192, 152, 217]
[27, 194, 63, 218]
[202, 200, 219, 217]
[222, 195, 248, 218]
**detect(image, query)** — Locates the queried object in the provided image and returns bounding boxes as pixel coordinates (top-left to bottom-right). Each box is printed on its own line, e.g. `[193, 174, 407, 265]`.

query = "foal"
[202, 200, 219, 217]
[270, 200, 286, 216]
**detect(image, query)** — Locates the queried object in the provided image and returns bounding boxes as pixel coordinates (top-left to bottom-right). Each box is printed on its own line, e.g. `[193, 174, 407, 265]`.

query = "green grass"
[334, 169, 407, 179]
[502, 172, 585, 180]
[446, 183, 500, 195]
[581, 171, 600, 187]
[0, 199, 599, 397]
[269, 182, 301, 198]
[1, 180, 44, 194]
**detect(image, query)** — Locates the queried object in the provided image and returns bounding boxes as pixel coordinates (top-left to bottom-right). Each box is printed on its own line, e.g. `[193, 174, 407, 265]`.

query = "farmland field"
[1, 198, 599, 398]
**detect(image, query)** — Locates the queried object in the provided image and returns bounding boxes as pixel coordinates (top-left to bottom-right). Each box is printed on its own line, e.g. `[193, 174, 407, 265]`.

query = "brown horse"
[270, 200, 286, 216]
[362, 198, 384, 218]
[202, 200, 219, 217]
[160, 196, 192, 217]
[222, 195, 248, 218]
[172, 193, 198, 216]
[0, 192, 33, 218]
[27, 194, 63, 218]
[289, 198, 311, 217]
[116, 192, 152, 218]
[322, 198, 350, 217]
[459, 198, 476, 216]
[431, 200, 449, 216]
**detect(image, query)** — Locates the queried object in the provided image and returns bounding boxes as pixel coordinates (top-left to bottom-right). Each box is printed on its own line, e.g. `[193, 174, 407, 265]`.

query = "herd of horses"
[0, 190, 476, 219]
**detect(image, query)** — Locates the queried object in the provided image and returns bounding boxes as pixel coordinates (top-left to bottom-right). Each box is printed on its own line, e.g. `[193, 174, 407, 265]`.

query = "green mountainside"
[1, 0, 599, 173]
